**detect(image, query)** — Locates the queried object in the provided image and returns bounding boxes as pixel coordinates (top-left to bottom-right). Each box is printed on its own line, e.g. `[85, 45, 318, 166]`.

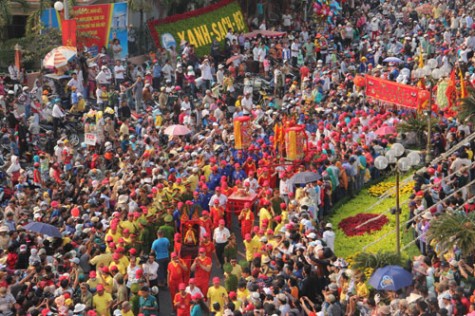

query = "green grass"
[329, 175, 420, 260]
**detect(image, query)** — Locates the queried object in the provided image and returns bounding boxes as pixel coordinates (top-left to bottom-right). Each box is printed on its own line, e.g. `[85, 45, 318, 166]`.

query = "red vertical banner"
[62, 19, 77, 47]
[14, 48, 21, 71]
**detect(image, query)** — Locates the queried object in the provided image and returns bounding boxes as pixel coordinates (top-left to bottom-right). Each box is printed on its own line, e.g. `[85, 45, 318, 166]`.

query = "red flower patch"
[338, 213, 389, 237]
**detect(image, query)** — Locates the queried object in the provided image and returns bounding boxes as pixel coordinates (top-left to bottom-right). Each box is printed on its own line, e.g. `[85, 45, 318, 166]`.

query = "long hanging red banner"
[61, 19, 77, 47]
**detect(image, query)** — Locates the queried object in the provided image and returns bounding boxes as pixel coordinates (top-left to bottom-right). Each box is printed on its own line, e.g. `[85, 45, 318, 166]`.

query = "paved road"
[158, 212, 246, 314]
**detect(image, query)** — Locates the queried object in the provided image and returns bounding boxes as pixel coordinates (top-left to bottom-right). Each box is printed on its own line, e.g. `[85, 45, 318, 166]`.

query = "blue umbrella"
[369, 265, 413, 291]
[383, 57, 403, 63]
[23, 222, 62, 238]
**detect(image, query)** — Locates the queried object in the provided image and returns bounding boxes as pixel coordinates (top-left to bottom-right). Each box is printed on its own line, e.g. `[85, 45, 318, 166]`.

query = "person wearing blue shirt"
[233, 150, 246, 164]
[207, 168, 222, 192]
[151, 230, 170, 287]
[232, 164, 247, 184]
[198, 188, 213, 211]
[220, 162, 233, 181]
[152, 61, 162, 90]
[71, 89, 78, 107]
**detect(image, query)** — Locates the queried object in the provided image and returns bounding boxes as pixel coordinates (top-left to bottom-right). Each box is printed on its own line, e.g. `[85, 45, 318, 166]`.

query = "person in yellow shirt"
[109, 253, 127, 275]
[207, 277, 228, 314]
[236, 281, 250, 302]
[87, 271, 100, 292]
[89, 248, 113, 270]
[105, 224, 121, 243]
[173, 178, 186, 193]
[201, 163, 212, 182]
[273, 215, 284, 234]
[93, 284, 113, 316]
[465, 145, 473, 160]
[258, 201, 272, 228]
[243, 234, 260, 262]
[228, 291, 242, 310]
[120, 213, 137, 235]
[187, 168, 200, 192]
[98, 266, 114, 293]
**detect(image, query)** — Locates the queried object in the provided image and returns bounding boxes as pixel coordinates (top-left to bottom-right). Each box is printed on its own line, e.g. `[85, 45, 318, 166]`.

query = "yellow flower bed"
[368, 181, 415, 197]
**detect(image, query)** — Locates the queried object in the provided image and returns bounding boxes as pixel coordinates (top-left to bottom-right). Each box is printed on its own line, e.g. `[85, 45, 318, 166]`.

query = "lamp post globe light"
[413, 59, 451, 164]
[54, 0, 70, 20]
[374, 143, 421, 256]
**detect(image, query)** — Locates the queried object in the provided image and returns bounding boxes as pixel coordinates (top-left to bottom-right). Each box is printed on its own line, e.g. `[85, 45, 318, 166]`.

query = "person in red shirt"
[243, 157, 256, 175]
[300, 62, 310, 81]
[33, 162, 42, 187]
[199, 211, 213, 237]
[210, 199, 224, 229]
[238, 202, 254, 239]
[174, 233, 182, 255]
[51, 163, 62, 184]
[191, 247, 212, 295]
[199, 233, 215, 258]
[174, 283, 192, 316]
[167, 252, 189, 301]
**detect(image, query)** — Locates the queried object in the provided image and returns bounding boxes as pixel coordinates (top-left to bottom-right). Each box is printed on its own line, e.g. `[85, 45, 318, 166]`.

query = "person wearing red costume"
[199, 211, 213, 237]
[32, 162, 42, 187]
[243, 156, 256, 175]
[199, 232, 215, 258]
[174, 233, 182, 255]
[257, 168, 271, 187]
[210, 199, 224, 229]
[167, 252, 189, 302]
[191, 247, 212, 296]
[238, 202, 254, 239]
[174, 283, 192, 316]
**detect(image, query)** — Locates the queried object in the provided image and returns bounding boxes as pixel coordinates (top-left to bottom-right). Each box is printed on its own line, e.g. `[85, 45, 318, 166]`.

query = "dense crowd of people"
[0, 0, 475, 315]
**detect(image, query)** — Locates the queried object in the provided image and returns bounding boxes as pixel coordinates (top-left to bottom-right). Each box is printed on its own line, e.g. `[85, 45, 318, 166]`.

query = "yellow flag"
[418, 46, 424, 69]
[459, 68, 467, 99]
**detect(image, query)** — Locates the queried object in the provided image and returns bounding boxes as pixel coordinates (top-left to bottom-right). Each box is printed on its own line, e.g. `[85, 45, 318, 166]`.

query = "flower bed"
[329, 175, 420, 258]
[338, 213, 389, 236]
[368, 181, 415, 197]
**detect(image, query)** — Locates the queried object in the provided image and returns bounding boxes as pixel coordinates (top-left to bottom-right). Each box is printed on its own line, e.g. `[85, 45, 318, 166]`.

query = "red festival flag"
[62, 19, 77, 47]
[445, 69, 456, 109]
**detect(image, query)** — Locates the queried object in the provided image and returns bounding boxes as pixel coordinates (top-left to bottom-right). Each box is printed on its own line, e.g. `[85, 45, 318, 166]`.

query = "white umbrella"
[43, 46, 77, 68]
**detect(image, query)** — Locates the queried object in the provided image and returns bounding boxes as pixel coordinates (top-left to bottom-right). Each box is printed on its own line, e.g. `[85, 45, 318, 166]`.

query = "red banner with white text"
[365, 75, 419, 109]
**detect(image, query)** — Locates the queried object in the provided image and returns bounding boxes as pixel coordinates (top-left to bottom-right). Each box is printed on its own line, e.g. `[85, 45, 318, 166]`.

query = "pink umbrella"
[164, 124, 191, 136]
[375, 125, 397, 136]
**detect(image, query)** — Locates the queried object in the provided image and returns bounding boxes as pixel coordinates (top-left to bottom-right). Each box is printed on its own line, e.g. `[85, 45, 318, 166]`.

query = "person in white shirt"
[214, 106, 224, 123]
[180, 96, 191, 111]
[52, 100, 65, 138]
[67, 72, 79, 91]
[114, 60, 126, 88]
[185, 278, 204, 297]
[95, 66, 112, 86]
[322, 223, 335, 252]
[290, 39, 300, 67]
[200, 59, 213, 91]
[243, 174, 259, 192]
[216, 64, 225, 86]
[8, 63, 18, 81]
[282, 13, 292, 30]
[142, 254, 159, 286]
[161, 60, 174, 83]
[208, 188, 228, 208]
[213, 220, 230, 267]
[241, 92, 253, 115]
